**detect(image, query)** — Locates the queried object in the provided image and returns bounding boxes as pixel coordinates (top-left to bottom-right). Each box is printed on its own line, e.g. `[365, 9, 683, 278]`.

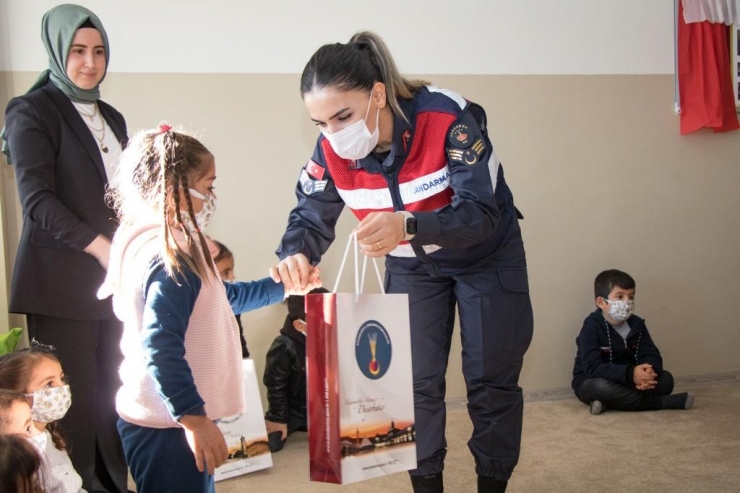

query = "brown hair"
[211, 240, 232, 264]
[0, 389, 30, 433]
[0, 433, 44, 493]
[300, 31, 428, 123]
[0, 346, 68, 451]
[108, 127, 217, 281]
[594, 269, 636, 300]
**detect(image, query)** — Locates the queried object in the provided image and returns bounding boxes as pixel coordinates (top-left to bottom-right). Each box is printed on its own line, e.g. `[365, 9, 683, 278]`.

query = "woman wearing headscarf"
[1, 5, 129, 492]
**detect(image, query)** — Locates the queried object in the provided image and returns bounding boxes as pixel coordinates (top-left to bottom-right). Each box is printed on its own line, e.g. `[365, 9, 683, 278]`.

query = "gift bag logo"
[355, 320, 392, 380]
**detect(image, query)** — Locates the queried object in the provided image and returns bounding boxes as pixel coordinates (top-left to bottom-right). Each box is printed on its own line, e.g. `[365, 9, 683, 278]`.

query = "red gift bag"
[306, 235, 417, 485]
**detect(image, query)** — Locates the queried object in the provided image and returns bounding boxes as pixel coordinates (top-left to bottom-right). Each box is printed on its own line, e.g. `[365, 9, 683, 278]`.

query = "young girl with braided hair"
[100, 125, 318, 492]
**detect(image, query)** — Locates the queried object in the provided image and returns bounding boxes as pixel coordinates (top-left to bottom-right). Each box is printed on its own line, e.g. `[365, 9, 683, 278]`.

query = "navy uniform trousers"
[386, 218, 533, 482]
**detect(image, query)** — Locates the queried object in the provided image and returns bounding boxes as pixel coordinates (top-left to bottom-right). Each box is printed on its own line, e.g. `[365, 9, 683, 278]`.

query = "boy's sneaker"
[590, 400, 605, 415]
[662, 392, 695, 410]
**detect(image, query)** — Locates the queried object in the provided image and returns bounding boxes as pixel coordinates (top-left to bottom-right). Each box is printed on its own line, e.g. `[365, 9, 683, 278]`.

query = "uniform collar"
[355, 97, 415, 173]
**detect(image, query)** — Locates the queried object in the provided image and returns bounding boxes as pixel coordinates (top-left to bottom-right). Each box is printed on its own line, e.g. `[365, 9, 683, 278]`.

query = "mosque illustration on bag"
[340, 420, 416, 458]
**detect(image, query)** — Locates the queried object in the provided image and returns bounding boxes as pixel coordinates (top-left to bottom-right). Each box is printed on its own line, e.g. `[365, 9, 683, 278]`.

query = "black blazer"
[4, 79, 128, 320]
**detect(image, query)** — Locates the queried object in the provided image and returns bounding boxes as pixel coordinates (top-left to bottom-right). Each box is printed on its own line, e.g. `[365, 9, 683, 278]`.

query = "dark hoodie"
[572, 309, 664, 392]
[263, 315, 307, 426]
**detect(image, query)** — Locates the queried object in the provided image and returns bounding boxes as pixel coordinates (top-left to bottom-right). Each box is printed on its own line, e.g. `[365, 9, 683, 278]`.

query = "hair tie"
[30, 338, 57, 353]
[158, 123, 172, 134]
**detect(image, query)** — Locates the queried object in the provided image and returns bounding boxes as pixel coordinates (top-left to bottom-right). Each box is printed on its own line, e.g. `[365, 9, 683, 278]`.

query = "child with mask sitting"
[0, 389, 35, 436]
[572, 269, 694, 415]
[0, 343, 84, 492]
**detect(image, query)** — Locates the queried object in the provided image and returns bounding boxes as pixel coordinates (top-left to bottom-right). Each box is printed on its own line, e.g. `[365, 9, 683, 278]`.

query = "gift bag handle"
[332, 232, 385, 295]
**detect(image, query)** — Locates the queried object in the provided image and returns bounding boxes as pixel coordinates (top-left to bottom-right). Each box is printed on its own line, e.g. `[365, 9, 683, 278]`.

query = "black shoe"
[478, 475, 507, 493]
[410, 472, 443, 493]
[268, 431, 284, 452]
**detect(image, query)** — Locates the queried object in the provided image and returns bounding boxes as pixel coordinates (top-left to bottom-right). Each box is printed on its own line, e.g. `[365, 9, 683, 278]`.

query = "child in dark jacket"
[572, 269, 694, 415]
[263, 288, 327, 452]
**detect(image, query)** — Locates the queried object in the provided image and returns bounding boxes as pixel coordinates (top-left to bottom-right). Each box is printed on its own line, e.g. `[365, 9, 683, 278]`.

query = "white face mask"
[27, 384, 72, 423]
[321, 95, 380, 160]
[28, 430, 48, 452]
[605, 299, 635, 323]
[179, 188, 217, 233]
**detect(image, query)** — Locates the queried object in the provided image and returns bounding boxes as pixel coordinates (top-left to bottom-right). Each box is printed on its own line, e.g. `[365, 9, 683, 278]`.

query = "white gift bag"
[306, 234, 417, 485]
[214, 358, 273, 481]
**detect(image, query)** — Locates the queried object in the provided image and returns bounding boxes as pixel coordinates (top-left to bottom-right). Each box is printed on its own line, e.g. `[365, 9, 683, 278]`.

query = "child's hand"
[633, 363, 657, 390]
[265, 420, 288, 441]
[285, 267, 323, 296]
[179, 415, 228, 474]
[273, 255, 323, 295]
[271, 254, 317, 292]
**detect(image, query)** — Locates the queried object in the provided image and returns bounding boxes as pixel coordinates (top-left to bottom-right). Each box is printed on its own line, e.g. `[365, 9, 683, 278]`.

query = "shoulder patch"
[446, 110, 486, 166]
[448, 124, 473, 149]
[447, 147, 483, 166]
[299, 169, 327, 195]
[305, 159, 325, 180]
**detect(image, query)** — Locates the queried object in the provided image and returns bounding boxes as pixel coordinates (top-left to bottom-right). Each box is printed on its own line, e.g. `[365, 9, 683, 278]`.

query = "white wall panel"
[0, 0, 674, 74]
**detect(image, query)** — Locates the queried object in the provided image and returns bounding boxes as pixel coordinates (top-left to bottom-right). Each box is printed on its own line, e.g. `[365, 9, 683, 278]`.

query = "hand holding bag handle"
[332, 232, 384, 296]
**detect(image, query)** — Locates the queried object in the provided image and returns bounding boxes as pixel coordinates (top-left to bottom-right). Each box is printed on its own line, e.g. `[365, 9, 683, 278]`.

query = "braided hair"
[108, 126, 217, 280]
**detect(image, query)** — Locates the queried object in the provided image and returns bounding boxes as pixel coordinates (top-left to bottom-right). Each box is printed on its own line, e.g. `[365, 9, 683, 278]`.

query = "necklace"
[602, 317, 641, 363]
[76, 103, 97, 122]
[78, 103, 108, 153]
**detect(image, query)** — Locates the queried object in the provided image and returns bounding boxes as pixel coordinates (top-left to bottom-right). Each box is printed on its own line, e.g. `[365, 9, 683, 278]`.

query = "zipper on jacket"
[383, 167, 403, 211]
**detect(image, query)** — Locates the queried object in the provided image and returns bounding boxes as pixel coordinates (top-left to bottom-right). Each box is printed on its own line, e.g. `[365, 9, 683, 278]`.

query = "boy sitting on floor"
[572, 269, 694, 415]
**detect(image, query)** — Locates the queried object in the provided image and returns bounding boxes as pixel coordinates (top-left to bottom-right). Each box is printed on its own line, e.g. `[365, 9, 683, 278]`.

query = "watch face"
[406, 217, 417, 235]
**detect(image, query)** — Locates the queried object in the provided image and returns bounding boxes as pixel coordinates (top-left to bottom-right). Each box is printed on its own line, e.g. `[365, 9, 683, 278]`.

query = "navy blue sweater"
[571, 309, 664, 393]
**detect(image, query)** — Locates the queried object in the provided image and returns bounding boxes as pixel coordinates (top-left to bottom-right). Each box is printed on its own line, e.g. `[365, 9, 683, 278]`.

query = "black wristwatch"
[397, 211, 417, 240]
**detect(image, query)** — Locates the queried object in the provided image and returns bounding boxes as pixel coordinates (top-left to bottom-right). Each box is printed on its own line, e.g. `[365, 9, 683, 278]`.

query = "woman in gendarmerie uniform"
[271, 31, 534, 493]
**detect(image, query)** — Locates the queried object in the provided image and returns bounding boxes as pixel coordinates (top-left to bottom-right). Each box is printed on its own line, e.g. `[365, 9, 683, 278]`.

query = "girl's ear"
[372, 81, 387, 109]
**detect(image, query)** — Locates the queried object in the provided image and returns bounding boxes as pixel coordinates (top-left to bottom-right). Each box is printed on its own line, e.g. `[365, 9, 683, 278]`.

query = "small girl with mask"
[0, 389, 35, 436]
[99, 125, 318, 492]
[0, 343, 84, 492]
[0, 433, 46, 493]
